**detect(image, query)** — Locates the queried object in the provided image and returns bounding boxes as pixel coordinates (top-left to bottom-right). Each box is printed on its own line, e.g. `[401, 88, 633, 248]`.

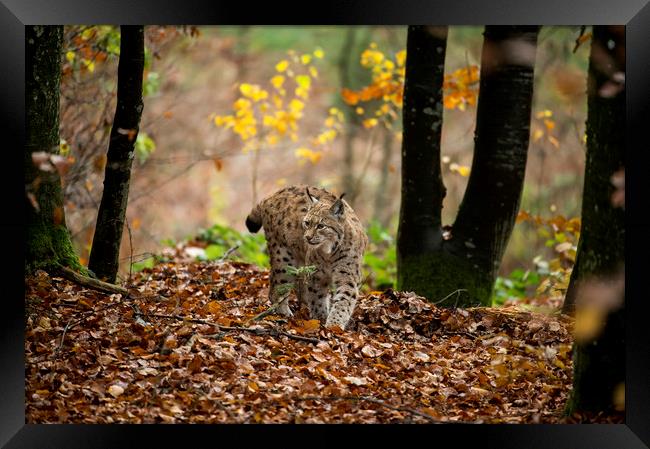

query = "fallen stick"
[56, 266, 129, 296]
[137, 312, 321, 344]
[247, 295, 289, 323]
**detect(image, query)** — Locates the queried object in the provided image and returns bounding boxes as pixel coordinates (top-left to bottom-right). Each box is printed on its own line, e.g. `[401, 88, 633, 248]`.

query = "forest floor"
[25, 250, 621, 424]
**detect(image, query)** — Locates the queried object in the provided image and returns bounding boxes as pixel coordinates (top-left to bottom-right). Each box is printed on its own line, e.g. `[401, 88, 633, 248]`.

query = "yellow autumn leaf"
[532, 128, 544, 142]
[313, 48, 324, 59]
[356, 107, 364, 115]
[309, 66, 318, 78]
[239, 83, 253, 96]
[295, 75, 311, 90]
[301, 54, 312, 65]
[82, 59, 95, 73]
[65, 51, 75, 63]
[363, 118, 378, 128]
[271, 75, 285, 89]
[535, 109, 553, 119]
[543, 119, 555, 131]
[275, 60, 289, 72]
[295, 147, 322, 164]
[456, 165, 470, 176]
[233, 98, 251, 110]
[574, 305, 605, 343]
[395, 50, 406, 67]
[289, 99, 304, 113]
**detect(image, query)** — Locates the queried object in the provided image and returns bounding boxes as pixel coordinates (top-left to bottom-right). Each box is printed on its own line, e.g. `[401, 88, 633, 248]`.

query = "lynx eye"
[316, 223, 325, 230]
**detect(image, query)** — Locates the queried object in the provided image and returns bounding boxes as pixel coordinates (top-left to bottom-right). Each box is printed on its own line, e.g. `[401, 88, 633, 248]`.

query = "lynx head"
[302, 187, 346, 255]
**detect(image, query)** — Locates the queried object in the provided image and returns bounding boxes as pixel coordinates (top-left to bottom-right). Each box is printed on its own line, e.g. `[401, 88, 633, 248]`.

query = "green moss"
[26, 221, 82, 274]
[397, 251, 493, 307]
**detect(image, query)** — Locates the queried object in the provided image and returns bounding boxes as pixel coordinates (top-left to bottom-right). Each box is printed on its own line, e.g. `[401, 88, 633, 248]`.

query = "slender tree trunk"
[339, 27, 359, 197]
[338, 27, 372, 200]
[397, 26, 539, 306]
[564, 25, 625, 415]
[88, 26, 145, 282]
[25, 25, 81, 272]
[396, 25, 448, 294]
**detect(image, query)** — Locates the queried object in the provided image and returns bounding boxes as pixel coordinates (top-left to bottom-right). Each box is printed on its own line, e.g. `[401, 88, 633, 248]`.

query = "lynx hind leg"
[302, 274, 330, 322]
[268, 243, 299, 317]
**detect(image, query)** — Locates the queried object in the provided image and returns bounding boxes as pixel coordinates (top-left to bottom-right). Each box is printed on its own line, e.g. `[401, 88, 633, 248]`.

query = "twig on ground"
[56, 266, 129, 296]
[54, 296, 128, 353]
[57, 319, 73, 352]
[218, 245, 240, 262]
[431, 289, 468, 306]
[295, 395, 440, 423]
[247, 295, 289, 323]
[136, 312, 321, 344]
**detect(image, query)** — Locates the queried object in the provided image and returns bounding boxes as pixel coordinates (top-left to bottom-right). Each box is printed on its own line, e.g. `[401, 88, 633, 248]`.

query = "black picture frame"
[4, 0, 649, 447]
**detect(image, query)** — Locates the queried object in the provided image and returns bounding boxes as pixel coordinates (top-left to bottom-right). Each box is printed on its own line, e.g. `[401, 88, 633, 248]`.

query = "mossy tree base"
[26, 221, 83, 274]
[397, 250, 493, 307]
[25, 25, 82, 275]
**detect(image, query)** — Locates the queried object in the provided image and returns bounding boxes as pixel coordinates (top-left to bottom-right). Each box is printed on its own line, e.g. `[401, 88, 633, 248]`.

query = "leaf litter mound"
[26, 258, 581, 424]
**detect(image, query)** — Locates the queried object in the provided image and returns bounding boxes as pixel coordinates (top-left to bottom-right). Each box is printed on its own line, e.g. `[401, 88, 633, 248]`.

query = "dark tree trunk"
[25, 25, 81, 272]
[88, 26, 145, 283]
[397, 26, 539, 307]
[396, 25, 448, 294]
[564, 25, 625, 416]
[563, 26, 625, 314]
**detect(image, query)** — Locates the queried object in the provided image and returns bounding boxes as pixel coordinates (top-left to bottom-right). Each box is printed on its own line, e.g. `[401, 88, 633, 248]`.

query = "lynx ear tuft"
[329, 198, 345, 218]
[306, 187, 319, 204]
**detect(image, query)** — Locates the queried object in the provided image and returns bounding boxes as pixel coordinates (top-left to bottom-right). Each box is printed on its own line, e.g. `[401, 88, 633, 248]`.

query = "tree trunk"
[25, 25, 81, 272]
[338, 27, 372, 201]
[564, 25, 625, 415]
[88, 26, 145, 283]
[396, 25, 448, 296]
[339, 27, 357, 197]
[563, 26, 625, 313]
[397, 26, 539, 307]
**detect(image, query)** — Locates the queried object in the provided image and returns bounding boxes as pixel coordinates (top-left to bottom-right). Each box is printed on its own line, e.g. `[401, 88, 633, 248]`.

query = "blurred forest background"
[59, 25, 590, 305]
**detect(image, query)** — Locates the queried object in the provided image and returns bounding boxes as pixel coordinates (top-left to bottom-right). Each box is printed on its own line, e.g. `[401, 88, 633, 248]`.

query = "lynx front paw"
[276, 300, 293, 317]
[325, 315, 348, 330]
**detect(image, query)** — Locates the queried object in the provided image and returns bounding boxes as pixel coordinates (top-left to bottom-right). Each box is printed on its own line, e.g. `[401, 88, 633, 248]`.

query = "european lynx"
[246, 185, 367, 329]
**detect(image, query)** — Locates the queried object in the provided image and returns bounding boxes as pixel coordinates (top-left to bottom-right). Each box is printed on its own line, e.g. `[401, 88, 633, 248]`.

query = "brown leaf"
[188, 354, 203, 374]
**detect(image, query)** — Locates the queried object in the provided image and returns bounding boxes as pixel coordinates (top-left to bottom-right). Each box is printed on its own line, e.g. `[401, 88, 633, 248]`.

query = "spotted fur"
[246, 185, 367, 329]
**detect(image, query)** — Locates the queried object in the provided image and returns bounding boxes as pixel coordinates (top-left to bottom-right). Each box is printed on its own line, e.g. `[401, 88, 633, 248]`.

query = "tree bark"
[338, 27, 372, 201]
[397, 26, 539, 307]
[339, 27, 358, 198]
[564, 25, 625, 415]
[25, 25, 81, 272]
[88, 26, 145, 282]
[396, 25, 448, 295]
[563, 26, 625, 313]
